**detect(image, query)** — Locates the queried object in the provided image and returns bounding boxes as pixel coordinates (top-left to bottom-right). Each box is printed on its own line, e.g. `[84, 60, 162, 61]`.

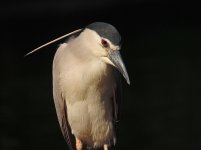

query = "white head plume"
[25, 29, 82, 56]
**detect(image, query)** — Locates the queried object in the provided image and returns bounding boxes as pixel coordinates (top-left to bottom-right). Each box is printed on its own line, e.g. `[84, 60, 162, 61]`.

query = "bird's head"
[79, 22, 130, 84]
[25, 21, 130, 85]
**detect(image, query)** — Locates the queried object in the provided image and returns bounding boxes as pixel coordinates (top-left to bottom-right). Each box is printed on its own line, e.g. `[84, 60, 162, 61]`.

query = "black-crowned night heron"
[26, 22, 130, 150]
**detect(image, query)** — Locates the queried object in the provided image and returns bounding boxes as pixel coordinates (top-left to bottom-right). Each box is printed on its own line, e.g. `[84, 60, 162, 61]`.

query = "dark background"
[1, 0, 201, 150]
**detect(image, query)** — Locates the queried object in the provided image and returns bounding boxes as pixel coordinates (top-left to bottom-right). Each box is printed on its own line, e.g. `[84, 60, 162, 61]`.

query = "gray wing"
[53, 62, 74, 150]
[110, 69, 122, 148]
[112, 69, 122, 126]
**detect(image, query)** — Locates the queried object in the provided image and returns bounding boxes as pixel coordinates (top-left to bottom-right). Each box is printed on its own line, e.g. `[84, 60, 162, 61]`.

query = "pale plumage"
[26, 22, 130, 150]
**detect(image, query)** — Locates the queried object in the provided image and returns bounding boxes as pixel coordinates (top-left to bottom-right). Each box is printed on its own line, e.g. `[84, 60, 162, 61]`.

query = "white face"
[78, 28, 120, 66]
[77, 28, 130, 84]
[98, 36, 121, 67]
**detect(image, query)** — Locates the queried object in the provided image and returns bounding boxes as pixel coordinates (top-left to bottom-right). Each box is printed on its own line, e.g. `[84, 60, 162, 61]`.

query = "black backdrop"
[1, 1, 201, 150]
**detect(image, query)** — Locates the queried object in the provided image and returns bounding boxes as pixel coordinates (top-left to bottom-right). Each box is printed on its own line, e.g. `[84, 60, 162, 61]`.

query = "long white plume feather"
[25, 29, 82, 56]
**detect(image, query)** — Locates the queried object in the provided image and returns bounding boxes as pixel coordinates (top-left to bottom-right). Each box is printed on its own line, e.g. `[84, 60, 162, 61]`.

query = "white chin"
[101, 57, 115, 67]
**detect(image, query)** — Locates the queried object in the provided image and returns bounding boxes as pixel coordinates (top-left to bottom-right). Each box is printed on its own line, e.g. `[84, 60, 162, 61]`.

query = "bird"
[26, 22, 130, 150]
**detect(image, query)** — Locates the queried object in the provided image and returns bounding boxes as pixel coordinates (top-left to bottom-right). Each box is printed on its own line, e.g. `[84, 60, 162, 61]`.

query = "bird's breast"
[59, 59, 116, 147]
[60, 59, 115, 103]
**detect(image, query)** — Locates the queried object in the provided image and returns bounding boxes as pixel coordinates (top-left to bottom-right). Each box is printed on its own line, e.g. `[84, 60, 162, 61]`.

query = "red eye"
[101, 39, 109, 48]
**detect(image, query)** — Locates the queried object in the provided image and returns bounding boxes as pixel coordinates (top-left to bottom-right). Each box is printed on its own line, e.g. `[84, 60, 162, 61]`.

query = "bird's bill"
[108, 50, 130, 84]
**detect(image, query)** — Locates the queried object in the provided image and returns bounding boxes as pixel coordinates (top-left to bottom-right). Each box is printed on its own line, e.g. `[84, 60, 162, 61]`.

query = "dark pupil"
[102, 39, 108, 47]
